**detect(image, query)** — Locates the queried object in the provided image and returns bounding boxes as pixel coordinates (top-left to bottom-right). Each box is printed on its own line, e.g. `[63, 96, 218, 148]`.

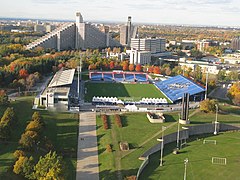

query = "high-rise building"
[131, 38, 166, 54]
[26, 12, 120, 51]
[120, 16, 138, 46]
[231, 36, 240, 51]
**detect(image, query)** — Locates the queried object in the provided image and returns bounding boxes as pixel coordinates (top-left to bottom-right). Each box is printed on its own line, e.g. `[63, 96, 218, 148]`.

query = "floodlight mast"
[214, 104, 218, 135]
[205, 70, 209, 100]
[184, 158, 188, 180]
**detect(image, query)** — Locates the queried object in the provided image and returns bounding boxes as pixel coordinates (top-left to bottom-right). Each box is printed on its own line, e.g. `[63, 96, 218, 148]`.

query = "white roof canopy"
[48, 69, 75, 88]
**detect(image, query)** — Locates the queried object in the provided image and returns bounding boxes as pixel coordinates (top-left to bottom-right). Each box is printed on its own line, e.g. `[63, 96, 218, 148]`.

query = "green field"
[140, 132, 240, 180]
[97, 112, 179, 179]
[0, 97, 78, 179]
[85, 82, 170, 102]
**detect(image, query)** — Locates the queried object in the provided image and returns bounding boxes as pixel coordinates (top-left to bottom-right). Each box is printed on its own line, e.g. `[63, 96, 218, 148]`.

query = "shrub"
[101, 114, 108, 130]
[106, 144, 112, 153]
[199, 99, 218, 113]
[125, 175, 137, 180]
[115, 114, 122, 128]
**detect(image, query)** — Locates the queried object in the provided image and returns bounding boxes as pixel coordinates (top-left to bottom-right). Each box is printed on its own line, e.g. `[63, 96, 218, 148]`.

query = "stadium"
[33, 69, 206, 110]
[86, 71, 205, 106]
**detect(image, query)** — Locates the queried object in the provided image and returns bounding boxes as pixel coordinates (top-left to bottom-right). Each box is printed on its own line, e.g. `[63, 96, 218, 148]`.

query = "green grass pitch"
[84, 82, 170, 102]
[140, 132, 240, 180]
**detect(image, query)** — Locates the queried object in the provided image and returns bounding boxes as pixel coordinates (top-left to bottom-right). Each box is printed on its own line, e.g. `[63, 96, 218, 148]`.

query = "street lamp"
[184, 158, 189, 180]
[157, 126, 166, 166]
[177, 117, 180, 149]
[214, 104, 218, 135]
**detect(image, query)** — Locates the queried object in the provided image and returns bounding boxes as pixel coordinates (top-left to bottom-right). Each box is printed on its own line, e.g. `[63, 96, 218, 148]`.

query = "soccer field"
[84, 82, 170, 102]
[140, 132, 240, 180]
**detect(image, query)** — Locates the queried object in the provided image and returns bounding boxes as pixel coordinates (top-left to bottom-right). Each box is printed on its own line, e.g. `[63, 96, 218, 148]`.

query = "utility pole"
[157, 126, 166, 166]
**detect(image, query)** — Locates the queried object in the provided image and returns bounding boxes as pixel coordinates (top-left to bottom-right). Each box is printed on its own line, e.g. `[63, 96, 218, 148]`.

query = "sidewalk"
[76, 112, 99, 180]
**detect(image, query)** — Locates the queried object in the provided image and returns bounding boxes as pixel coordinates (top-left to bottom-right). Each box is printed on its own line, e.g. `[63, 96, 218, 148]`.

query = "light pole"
[157, 126, 166, 166]
[214, 104, 218, 135]
[184, 158, 188, 180]
[205, 70, 209, 100]
[177, 117, 180, 149]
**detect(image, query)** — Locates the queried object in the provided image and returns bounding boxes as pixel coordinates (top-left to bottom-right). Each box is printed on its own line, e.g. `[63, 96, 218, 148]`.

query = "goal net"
[212, 157, 227, 165]
[203, 139, 217, 145]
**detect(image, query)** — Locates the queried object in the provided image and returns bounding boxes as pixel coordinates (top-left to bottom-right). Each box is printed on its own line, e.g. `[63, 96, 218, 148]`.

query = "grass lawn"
[97, 112, 178, 179]
[140, 132, 240, 180]
[0, 97, 78, 179]
[85, 82, 170, 102]
[189, 109, 240, 125]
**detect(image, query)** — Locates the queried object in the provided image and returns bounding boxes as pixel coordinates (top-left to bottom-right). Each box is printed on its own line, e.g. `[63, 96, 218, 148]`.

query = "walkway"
[76, 112, 99, 180]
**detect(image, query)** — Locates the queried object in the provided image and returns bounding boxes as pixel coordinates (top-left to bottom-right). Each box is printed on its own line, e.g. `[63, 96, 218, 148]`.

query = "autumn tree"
[19, 130, 39, 150]
[129, 64, 135, 71]
[199, 99, 218, 113]
[122, 61, 129, 71]
[109, 61, 115, 69]
[135, 64, 142, 72]
[33, 151, 65, 180]
[153, 66, 161, 74]
[0, 90, 8, 106]
[19, 69, 29, 79]
[13, 156, 34, 178]
[165, 67, 172, 76]
[148, 66, 154, 73]
[228, 82, 240, 105]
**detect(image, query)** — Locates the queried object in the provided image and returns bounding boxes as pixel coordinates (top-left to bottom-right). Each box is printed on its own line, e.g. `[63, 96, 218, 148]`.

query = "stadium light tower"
[157, 126, 166, 166]
[205, 69, 209, 100]
[176, 113, 180, 149]
[184, 158, 189, 180]
[214, 104, 218, 135]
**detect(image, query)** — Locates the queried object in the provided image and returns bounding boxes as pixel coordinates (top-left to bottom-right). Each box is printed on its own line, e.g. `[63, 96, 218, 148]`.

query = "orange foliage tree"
[129, 64, 135, 71]
[19, 69, 29, 79]
[109, 61, 115, 69]
[153, 66, 161, 74]
[148, 66, 154, 73]
[135, 64, 142, 72]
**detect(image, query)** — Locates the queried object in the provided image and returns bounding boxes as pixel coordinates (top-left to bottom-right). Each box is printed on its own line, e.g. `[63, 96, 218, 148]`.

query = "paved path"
[76, 112, 99, 180]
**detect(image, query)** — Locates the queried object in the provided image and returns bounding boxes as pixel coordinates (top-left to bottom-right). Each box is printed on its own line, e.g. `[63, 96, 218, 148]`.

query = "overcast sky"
[1, 0, 240, 26]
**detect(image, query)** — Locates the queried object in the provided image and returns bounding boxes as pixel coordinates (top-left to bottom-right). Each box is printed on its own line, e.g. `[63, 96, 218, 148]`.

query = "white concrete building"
[38, 69, 76, 109]
[179, 62, 219, 74]
[127, 49, 151, 65]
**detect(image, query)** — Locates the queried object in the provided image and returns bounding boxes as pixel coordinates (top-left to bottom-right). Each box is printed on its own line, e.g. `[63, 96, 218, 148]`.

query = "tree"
[19, 69, 29, 79]
[25, 120, 42, 133]
[109, 61, 115, 69]
[19, 130, 39, 150]
[135, 64, 142, 72]
[129, 64, 135, 71]
[32, 111, 44, 125]
[153, 66, 160, 74]
[228, 82, 240, 105]
[0, 90, 8, 106]
[199, 99, 218, 113]
[165, 67, 172, 76]
[217, 70, 226, 81]
[148, 66, 154, 73]
[13, 156, 34, 178]
[13, 150, 26, 159]
[33, 151, 65, 180]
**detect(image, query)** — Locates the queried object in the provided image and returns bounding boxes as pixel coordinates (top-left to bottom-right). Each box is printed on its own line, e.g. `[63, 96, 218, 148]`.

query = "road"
[76, 112, 99, 180]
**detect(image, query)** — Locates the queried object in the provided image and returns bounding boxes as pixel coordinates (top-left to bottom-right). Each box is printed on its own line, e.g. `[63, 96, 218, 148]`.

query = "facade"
[127, 50, 151, 65]
[231, 36, 240, 51]
[179, 62, 219, 74]
[37, 69, 77, 110]
[197, 40, 219, 52]
[120, 16, 138, 46]
[131, 38, 166, 53]
[26, 12, 120, 51]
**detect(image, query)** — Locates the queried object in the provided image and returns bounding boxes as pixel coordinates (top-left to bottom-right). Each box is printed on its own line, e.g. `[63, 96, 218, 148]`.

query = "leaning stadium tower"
[26, 12, 121, 51]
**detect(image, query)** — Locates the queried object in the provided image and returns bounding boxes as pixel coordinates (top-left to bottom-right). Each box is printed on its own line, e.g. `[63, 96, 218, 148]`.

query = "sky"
[1, 0, 240, 26]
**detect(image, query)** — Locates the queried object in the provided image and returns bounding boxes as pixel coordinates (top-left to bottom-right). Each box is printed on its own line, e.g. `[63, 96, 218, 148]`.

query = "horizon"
[0, 0, 240, 27]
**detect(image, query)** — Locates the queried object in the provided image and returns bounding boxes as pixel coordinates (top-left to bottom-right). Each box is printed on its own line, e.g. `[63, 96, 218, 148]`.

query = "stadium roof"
[48, 69, 75, 88]
[154, 75, 205, 102]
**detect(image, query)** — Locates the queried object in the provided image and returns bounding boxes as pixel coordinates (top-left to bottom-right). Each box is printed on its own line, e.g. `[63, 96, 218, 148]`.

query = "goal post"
[203, 139, 217, 145]
[212, 157, 227, 165]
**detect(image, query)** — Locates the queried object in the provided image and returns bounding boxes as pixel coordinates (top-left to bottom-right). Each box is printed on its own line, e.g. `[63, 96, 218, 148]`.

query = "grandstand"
[154, 75, 205, 103]
[89, 71, 148, 82]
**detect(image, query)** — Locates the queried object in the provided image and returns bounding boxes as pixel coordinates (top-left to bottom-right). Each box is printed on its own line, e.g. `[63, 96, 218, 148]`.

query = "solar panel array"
[48, 69, 75, 88]
[154, 75, 205, 102]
